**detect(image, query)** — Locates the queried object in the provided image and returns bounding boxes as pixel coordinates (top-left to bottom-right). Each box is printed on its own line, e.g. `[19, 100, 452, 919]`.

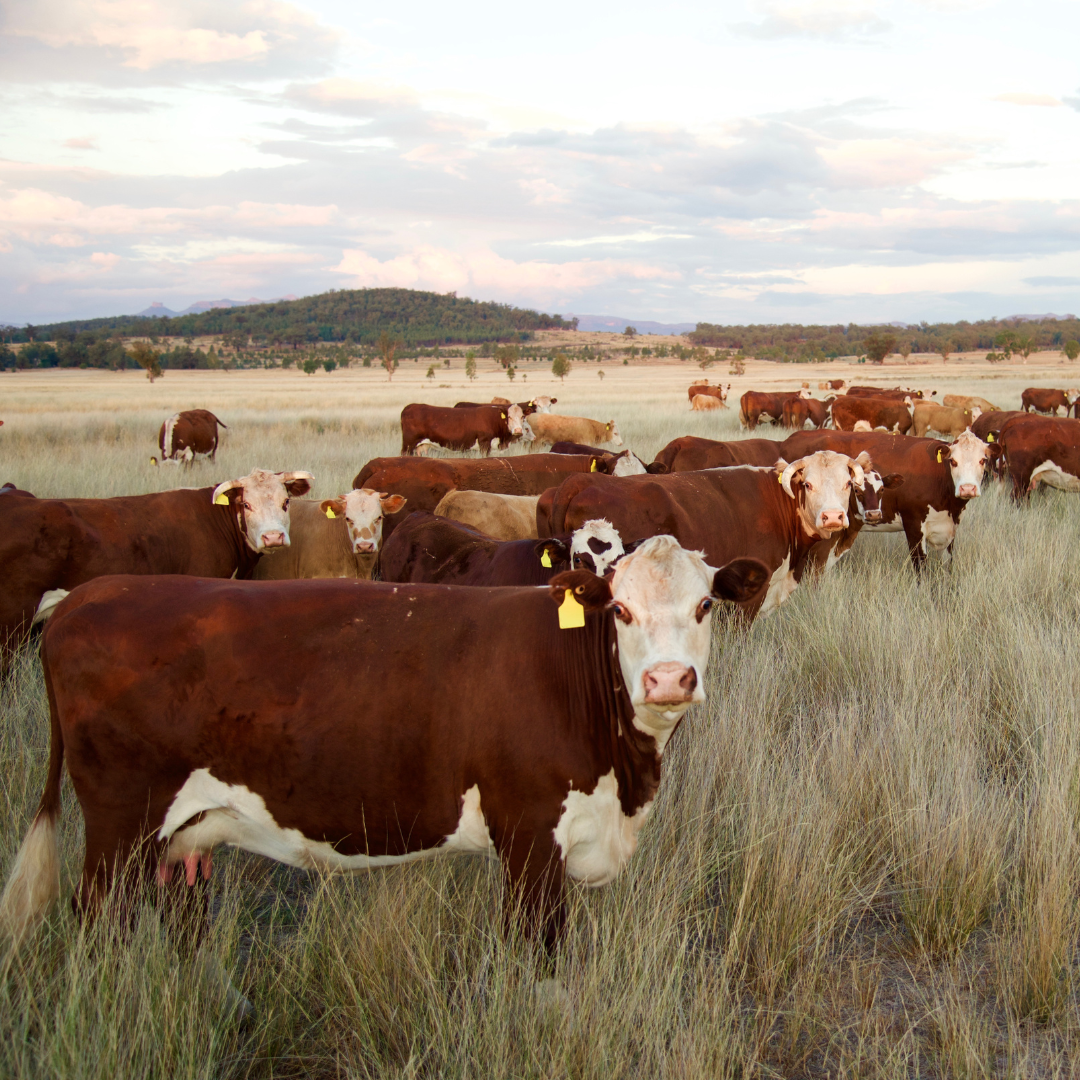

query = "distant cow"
[692, 394, 722, 411]
[252, 489, 407, 581]
[434, 490, 540, 540]
[1021, 388, 1072, 416]
[942, 394, 999, 413]
[401, 403, 525, 455]
[687, 383, 730, 406]
[831, 395, 912, 434]
[0, 468, 313, 662]
[548, 443, 665, 476]
[994, 415, 1080, 500]
[455, 398, 549, 417]
[846, 386, 931, 401]
[909, 401, 980, 438]
[818, 379, 846, 391]
[739, 390, 810, 430]
[782, 396, 831, 429]
[651, 437, 783, 473]
[525, 414, 622, 447]
[154, 409, 227, 465]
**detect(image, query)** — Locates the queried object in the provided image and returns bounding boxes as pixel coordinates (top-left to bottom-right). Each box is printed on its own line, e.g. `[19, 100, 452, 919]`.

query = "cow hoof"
[532, 978, 572, 1021]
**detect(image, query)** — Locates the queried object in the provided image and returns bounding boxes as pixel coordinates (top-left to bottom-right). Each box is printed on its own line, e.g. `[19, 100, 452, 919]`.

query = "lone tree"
[934, 337, 953, 363]
[506, 364, 516, 382]
[623, 326, 637, 337]
[551, 353, 571, 382]
[377, 332, 400, 381]
[1014, 330, 1038, 363]
[495, 343, 519, 369]
[1064, 339, 1080, 361]
[303, 357, 319, 375]
[128, 340, 163, 383]
[465, 351, 477, 381]
[863, 331, 897, 366]
[322, 358, 337, 374]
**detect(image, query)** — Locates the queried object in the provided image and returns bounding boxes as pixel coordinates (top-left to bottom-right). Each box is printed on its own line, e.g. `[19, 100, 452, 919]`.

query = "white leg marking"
[553, 770, 651, 887]
[920, 507, 956, 553]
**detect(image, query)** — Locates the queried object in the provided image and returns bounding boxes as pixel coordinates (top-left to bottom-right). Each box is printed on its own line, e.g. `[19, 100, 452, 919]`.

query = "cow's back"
[652, 436, 782, 472]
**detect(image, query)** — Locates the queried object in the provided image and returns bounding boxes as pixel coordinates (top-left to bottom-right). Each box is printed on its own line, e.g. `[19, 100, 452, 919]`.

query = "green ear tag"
[214, 493, 229, 505]
[540, 549, 552, 568]
[558, 589, 586, 629]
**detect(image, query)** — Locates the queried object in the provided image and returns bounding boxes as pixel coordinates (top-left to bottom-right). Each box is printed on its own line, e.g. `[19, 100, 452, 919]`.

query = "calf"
[995, 415, 1080, 500]
[651, 436, 783, 472]
[253, 490, 406, 581]
[909, 401, 980, 438]
[831, 395, 913, 434]
[401, 403, 525, 455]
[1021, 388, 1070, 416]
[1, 538, 768, 969]
[692, 394, 723, 411]
[154, 409, 227, 465]
[434, 490, 540, 540]
[780, 429, 994, 568]
[942, 394, 999, 413]
[538, 451, 869, 619]
[0, 468, 313, 661]
[525, 414, 622, 447]
[687, 383, 730, 406]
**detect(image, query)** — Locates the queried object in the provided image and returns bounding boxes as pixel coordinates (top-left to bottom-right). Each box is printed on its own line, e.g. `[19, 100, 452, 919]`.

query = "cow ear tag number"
[214, 493, 229, 505]
[558, 589, 585, 629]
[540, 549, 552, 568]
[325, 507, 337, 519]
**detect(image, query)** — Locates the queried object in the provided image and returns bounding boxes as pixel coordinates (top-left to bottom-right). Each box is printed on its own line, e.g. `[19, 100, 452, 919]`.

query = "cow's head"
[320, 488, 407, 554]
[937, 429, 992, 499]
[505, 403, 525, 437]
[779, 450, 866, 536]
[551, 535, 767, 750]
[521, 417, 536, 443]
[602, 420, 623, 446]
[855, 454, 904, 525]
[611, 450, 647, 476]
[570, 519, 625, 576]
[212, 468, 314, 552]
[531, 395, 556, 413]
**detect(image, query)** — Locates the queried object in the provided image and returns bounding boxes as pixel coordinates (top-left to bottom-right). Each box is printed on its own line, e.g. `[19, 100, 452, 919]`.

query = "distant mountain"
[135, 302, 179, 318]
[1006, 312, 1077, 322]
[135, 296, 298, 318]
[565, 313, 696, 336]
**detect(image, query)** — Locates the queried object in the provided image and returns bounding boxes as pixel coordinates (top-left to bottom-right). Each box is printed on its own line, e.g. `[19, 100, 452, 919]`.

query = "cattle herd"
[2, 381, 1080, 1016]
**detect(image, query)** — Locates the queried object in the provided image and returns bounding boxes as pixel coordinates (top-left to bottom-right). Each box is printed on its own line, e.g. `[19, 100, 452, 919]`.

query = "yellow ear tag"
[501, 412, 506, 419]
[988, 433, 995, 442]
[214, 493, 229, 505]
[540, 549, 552, 568]
[778, 472, 783, 484]
[590, 459, 598, 472]
[325, 507, 337, 519]
[558, 589, 586, 629]
[937, 449, 943, 463]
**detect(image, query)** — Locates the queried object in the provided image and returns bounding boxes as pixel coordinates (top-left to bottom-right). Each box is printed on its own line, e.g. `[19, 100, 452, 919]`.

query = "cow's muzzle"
[643, 662, 697, 706]
[259, 531, 287, 549]
[957, 484, 979, 499]
[354, 539, 376, 554]
[863, 509, 882, 525]
[819, 510, 848, 531]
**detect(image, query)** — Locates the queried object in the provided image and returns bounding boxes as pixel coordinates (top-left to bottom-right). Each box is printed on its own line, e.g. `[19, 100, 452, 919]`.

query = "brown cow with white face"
[154, 409, 227, 465]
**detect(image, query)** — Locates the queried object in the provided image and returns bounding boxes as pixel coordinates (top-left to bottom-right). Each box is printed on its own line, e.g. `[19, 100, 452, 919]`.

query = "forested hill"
[18, 289, 577, 347]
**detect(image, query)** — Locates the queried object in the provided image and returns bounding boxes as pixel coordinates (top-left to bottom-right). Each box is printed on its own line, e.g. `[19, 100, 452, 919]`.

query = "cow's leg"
[500, 834, 566, 958]
[901, 515, 928, 572]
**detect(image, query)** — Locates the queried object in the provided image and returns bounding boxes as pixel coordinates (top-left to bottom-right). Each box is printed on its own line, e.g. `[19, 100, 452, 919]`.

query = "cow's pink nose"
[260, 531, 287, 548]
[864, 509, 882, 524]
[958, 484, 978, 498]
[643, 662, 697, 705]
[355, 539, 376, 553]
[819, 510, 847, 531]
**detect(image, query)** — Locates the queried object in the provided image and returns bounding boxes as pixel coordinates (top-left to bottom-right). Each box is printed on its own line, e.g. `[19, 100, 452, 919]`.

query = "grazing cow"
[1021, 388, 1072, 416]
[353, 454, 614, 542]
[1, 539, 769, 973]
[691, 394, 722, 411]
[782, 396, 832, 430]
[154, 410, 227, 465]
[524, 414, 622, 448]
[548, 443, 666, 475]
[538, 451, 870, 619]
[434, 490, 540, 540]
[909, 401, 980, 438]
[651, 436, 783, 472]
[971, 410, 1026, 443]
[687, 383, 730, 406]
[0, 468, 313, 661]
[739, 390, 810, 430]
[780, 429, 995, 568]
[455, 398, 551, 417]
[401, 403, 526, 455]
[846, 386, 931, 401]
[994, 415, 1080, 500]
[831, 395, 913, 435]
[818, 379, 846, 391]
[253, 490, 407, 581]
[942, 394, 999, 413]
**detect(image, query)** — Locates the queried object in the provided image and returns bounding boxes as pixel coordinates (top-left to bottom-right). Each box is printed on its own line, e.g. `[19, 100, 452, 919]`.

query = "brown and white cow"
[524, 414, 623, 448]
[154, 409, 227, 465]
[434, 490, 540, 540]
[782, 396, 832, 430]
[651, 436, 783, 473]
[401, 403, 526, 455]
[1021, 388, 1072, 416]
[830, 395, 913, 434]
[538, 451, 870, 619]
[1, 538, 768, 974]
[739, 390, 810, 430]
[0, 468, 313, 662]
[846, 386, 931, 401]
[687, 383, 730, 407]
[252, 489, 407, 580]
[993, 415, 1080, 500]
[549, 442, 666, 476]
[780, 429, 994, 568]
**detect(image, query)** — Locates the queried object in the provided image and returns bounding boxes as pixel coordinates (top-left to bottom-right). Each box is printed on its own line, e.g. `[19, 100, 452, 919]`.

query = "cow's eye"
[612, 602, 632, 624]
[243, 501, 253, 511]
[804, 482, 813, 492]
[283, 499, 290, 510]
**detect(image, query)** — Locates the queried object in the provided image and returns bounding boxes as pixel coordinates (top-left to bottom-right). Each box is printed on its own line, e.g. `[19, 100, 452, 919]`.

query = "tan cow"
[691, 394, 723, 411]
[253, 489, 406, 581]
[434, 490, 540, 540]
[942, 394, 999, 413]
[909, 400, 981, 438]
[524, 414, 623, 447]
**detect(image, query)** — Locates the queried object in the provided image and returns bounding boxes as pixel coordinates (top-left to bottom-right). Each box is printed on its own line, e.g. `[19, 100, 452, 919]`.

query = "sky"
[1, 0, 1079, 326]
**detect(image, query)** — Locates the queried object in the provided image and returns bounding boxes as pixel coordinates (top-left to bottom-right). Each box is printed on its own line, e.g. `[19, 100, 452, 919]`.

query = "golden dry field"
[3, 353, 1080, 1077]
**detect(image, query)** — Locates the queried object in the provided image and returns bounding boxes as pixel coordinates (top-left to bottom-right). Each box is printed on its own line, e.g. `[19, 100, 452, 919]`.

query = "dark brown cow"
[1021, 388, 1071, 416]
[1, 540, 768, 986]
[353, 454, 612, 541]
[780, 429, 994, 568]
[455, 399, 542, 417]
[739, 390, 809, 430]
[782, 397, 832, 429]
[155, 409, 227, 465]
[971, 410, 1026, 442]
[830, 395, 912, 434]
[549, 442, 668, 475]
[401, 403, 524, 455]
[651, 436, 783, 472]
[846, 386, 930, 400]
[538, 451, 871, 620]
[0, 468, 312, 662]
[994, 415, 1080, 500]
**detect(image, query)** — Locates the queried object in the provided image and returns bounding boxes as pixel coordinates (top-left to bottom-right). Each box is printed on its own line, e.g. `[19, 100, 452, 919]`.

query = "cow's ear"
[280, 471, 314, 497]
[548, 570, 612, 611]
[380, 493, 407, 514]
[621, 537, 649, 557]
[320, 498, 345, 519]
[645, 461, 669, 474]
[881, 473, 905, 489]
[535, 538, 570, 567]
[712, 558, 770, 603]
[986, 444, 1003, 462]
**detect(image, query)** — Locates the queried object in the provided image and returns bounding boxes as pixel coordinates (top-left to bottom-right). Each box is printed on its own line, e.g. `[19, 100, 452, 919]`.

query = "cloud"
[62, 136, 97, 150]
[731, 2, 890, 40]
[992, 93, 1063, 107]
[1024, 276, 1080, 287]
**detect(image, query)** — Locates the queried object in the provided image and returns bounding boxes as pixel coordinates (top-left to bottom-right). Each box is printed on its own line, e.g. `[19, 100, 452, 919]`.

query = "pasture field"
[2, 357, 1080, 1077]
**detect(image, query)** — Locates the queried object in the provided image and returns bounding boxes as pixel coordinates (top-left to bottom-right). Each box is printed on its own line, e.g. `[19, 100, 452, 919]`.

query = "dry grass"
[2, 361, 1080, 1077]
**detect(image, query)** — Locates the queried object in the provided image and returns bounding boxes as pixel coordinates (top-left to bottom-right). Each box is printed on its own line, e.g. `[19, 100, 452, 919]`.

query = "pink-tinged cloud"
[63, 137, 97, 150]
[820, 137, 972, 188]
[89, 251, 119, 269]
[333, 245, 679, 299]
[992, 93, 1062, 107]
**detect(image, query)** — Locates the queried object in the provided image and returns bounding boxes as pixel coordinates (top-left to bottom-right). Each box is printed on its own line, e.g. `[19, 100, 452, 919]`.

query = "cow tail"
[213, 414, 228, 429]
[0, 647, 64, 947]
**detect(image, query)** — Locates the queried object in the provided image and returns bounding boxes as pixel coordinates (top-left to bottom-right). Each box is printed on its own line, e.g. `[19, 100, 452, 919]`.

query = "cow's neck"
[204, 490, 262, 579]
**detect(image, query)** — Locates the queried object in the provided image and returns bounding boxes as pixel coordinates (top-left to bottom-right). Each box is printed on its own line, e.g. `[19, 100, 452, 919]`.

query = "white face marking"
[759, 553, 798, 617]
[606, 421, 623, 446]
[783, 451, 861, 536]
[608, 535, 715, 745]
[943, 430, 990, 499]
[570, 519, 625, 576]
[339, 488, 404, 554]
[1030, 460, 1080, 492]
[611, 452, 647, 476]
[553, 770, 651, 886]
[163, 413, 180, 458]
[920, 507, 956, 554]
[159, 770, 495, 873]
[506, 403, 524, 435]
[212, 469, 313, 552]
